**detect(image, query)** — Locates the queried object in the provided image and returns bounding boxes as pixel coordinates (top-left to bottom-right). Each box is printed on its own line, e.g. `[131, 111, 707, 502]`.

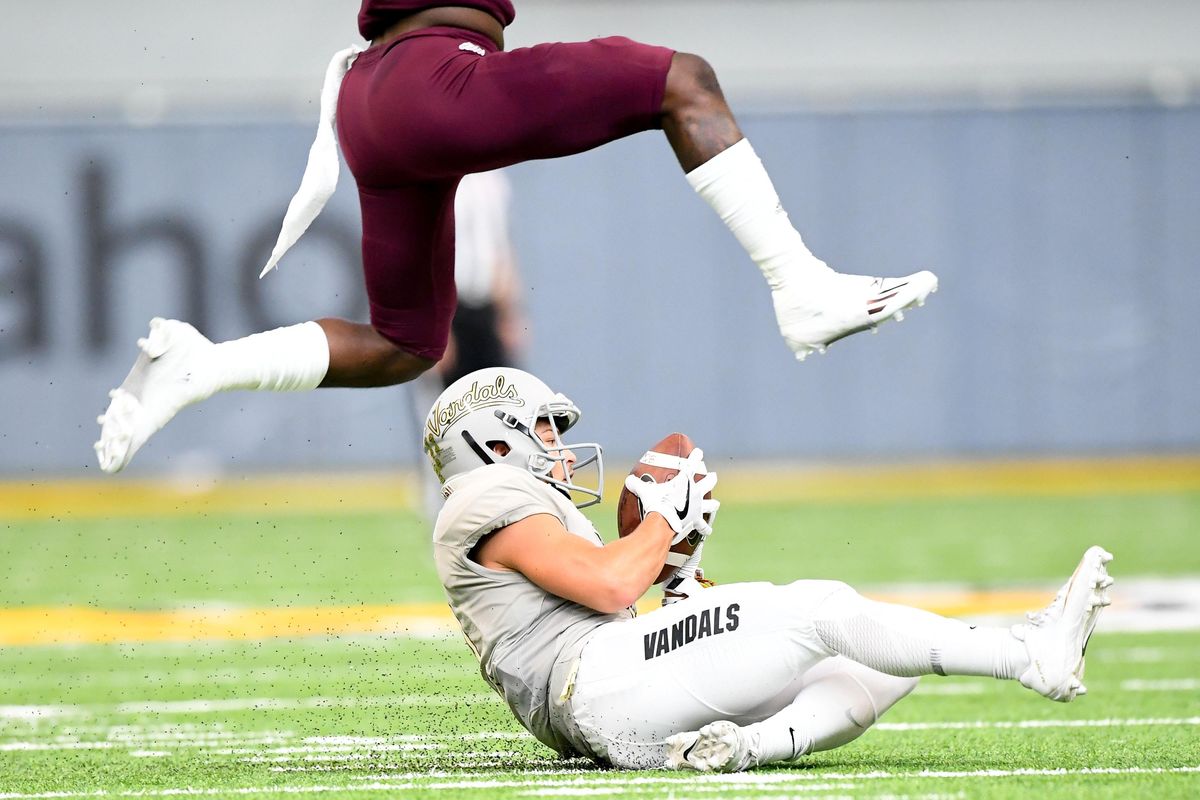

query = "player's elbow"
[589, 593, 637, 615]
[555, 553, 651, 613]
[605, 583, 644, 614]
[663, 52, 727, 114]
[585, 571, 645, 614]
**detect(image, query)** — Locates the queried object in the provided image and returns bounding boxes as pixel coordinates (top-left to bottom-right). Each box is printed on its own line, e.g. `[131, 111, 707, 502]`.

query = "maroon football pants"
[336, 27, 674, 359]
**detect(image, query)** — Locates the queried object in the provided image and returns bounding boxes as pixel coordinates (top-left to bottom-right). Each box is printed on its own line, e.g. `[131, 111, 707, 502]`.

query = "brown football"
[616, 432, 712, 585]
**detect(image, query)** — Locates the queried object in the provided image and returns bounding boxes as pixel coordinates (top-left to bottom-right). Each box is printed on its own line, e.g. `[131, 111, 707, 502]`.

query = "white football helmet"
[423, 367, 604, 508]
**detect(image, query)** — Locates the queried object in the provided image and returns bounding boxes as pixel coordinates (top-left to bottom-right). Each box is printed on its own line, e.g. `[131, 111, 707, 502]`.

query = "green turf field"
[2, 477, 1198, 798]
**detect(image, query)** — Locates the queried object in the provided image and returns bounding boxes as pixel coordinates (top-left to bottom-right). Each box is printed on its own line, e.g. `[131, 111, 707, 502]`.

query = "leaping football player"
[95, 1, 938, 473]
[423, 366, 1112, 771]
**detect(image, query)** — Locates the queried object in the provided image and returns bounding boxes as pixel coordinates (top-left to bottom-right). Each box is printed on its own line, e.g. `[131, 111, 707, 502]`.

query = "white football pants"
[549, 579, 1017, 769]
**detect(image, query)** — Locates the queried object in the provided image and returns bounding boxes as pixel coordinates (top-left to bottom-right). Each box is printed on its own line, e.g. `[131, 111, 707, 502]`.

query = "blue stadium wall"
[2, 105, 1197, 475]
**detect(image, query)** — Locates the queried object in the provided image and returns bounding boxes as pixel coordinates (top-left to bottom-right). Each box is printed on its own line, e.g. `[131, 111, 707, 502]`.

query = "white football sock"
[213, 321, 330, 392]
[685, 139, 833, 290]
[812, 586, 1030, 680]
[747, 659, 918, 764]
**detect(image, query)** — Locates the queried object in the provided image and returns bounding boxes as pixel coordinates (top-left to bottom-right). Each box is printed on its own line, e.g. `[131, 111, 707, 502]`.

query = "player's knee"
[774, 579, 867, 629]
[664, 52, 725, 110]
[880, 674, 920, 707]
[793, 579, 871, 625]
[839, 671, 919, 738]
[368, 329, 438, 385]
[850, 667, 920, 713]
[389, 350, 438, 384]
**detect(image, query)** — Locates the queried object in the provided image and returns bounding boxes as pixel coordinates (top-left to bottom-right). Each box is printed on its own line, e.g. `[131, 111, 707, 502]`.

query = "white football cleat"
[1013, 546, 1114, 702]
[665, 720, 760, 772]
[94, 318, 220, 474]
[772, 270, 939, 361]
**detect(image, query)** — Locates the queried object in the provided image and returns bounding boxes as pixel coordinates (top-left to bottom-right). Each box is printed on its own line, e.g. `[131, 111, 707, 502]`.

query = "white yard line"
[2, 767, 1197, 799]
[236, 750, 523, 764]
[0, 706, 74, 721]
[113, 693, 498, 714]
[0, 742, 115, 751]
[874, 717, 1200, 731]
[0, 728, 534, 754]
[909, 683, 987, 696]
[28, 697, 1195, 725]
[267, 755, 550, 772]
[108, 729, 290, 740]
[211, 743, 446, 758]
[1121, 678, 1200, 692]
[0, 693, 499, 720]
[1089, 646, 1200, 664]
[4, 717, 1196, 754]
[516, 791, 854, 796]
[5, 666, 474, 691]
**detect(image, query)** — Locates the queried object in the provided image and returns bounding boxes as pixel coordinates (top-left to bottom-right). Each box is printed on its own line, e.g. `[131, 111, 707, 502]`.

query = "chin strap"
[260, 45, 364, 278]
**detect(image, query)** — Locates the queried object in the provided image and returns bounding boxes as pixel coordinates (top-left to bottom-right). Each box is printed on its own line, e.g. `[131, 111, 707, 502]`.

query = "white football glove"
[623, 448, 719, 544]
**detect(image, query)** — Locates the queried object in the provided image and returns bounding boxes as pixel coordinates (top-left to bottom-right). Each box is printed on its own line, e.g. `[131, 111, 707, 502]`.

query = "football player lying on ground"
[94, 0, 937, 474]
[425, 367, 1114, 772]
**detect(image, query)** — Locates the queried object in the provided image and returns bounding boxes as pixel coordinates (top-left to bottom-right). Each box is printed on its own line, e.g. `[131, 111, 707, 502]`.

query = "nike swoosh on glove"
[623, 448, 718, 543]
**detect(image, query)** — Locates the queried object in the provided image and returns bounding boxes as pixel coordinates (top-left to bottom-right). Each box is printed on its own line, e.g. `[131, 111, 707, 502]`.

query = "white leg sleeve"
[685, 139, 832, 290]
[746, 657, 918, 763]
[213, 321, 330, 393]
[809, 582, 1030, 680]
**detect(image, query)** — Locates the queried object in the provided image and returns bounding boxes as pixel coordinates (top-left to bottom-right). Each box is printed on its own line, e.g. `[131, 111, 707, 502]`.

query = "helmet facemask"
[484, 397, 604, 509]
[516, 401, 603, 509]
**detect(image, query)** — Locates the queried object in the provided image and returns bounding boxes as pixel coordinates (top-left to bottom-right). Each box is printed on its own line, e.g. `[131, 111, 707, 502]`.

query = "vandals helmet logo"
[423, 375, 522, 481]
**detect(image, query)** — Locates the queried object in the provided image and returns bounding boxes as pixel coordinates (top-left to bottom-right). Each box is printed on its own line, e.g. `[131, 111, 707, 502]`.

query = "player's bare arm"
[475, 511, 675, 613]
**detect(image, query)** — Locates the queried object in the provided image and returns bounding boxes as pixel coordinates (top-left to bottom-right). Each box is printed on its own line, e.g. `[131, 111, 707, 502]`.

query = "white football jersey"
[433, 463, 632, 753]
